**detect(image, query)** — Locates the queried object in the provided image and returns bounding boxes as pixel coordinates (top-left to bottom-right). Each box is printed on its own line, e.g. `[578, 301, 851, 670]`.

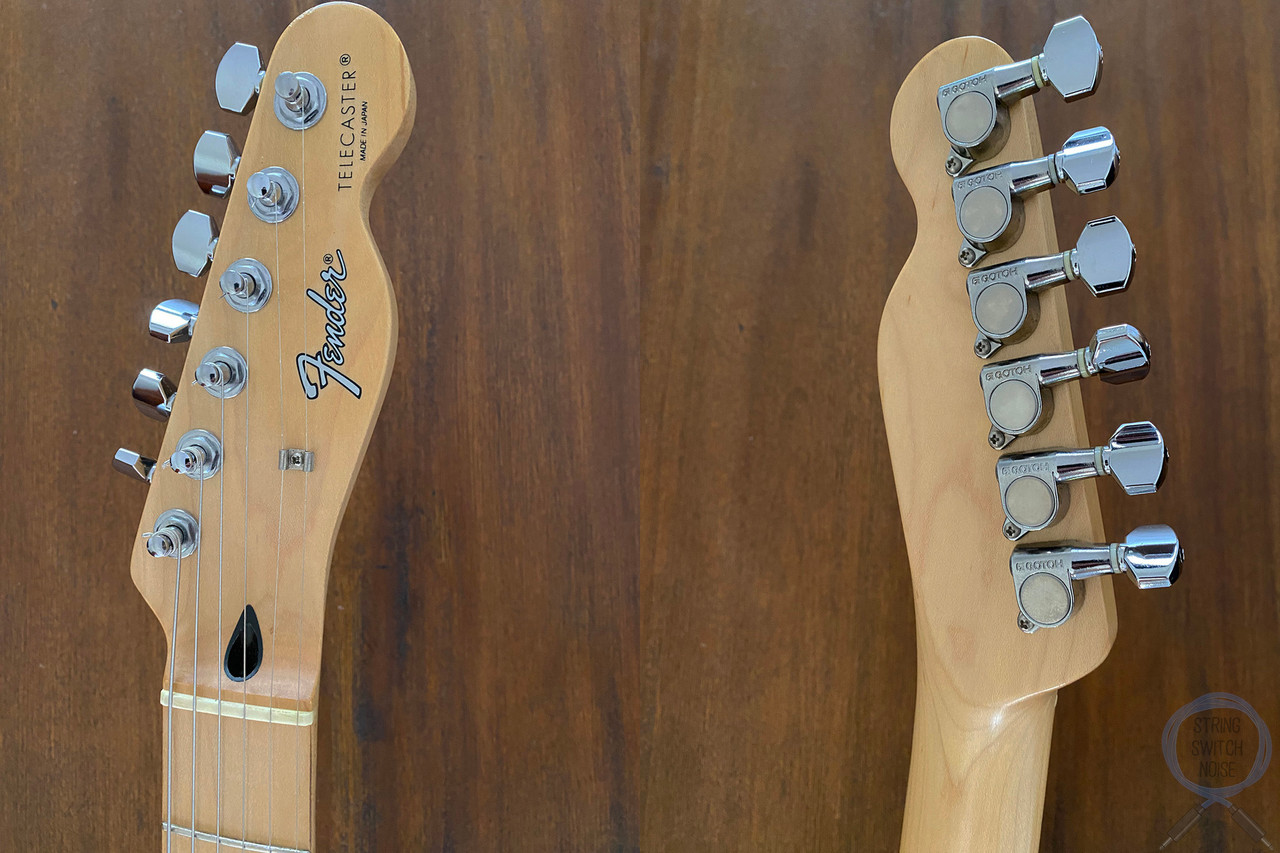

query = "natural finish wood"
[5, 1, 1280, 852]
[0, 0, 638, 849]
[164, 711, 315, 851]
[881, 38, 1113, 852]
[133, 0, 416, 718]
[641, 1, 1280, 851]
[124, 4, 416, 847]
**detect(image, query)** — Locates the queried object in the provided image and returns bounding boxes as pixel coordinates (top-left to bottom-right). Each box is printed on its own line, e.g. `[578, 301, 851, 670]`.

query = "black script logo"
[296, 250, 362, 400]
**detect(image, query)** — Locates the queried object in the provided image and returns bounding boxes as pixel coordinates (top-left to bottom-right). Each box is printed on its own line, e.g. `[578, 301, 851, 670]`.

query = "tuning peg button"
[1011, 524, 1183, 632]
[997, 421, 1167, 540]
[148, 299, 200, 343]
[133, 368, 177, 421]
[216, 42, 265, 114]
[113, 448, 157, 483]
[953, 127, 1120, 267]
[939, 16, 1103, 174]
[172, 210, 219, 277]
[981, 324, 1150, 450]
[194, 131, 241, 197]
[968, 216, 1135, 358]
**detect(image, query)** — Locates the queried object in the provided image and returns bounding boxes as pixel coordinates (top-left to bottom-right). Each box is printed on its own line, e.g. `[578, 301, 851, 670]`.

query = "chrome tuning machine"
[145, 510, 200, 559]
[953, 127, 1119, 268]
[132, 369, 177, 421]
[997, 421, 1167, 540]
[148, 299, 200, 344]
[171, 210, 219, 277]
[194, 130, 241, 197]
[113, 448, 157, 483]
[1012, 524, 1183, 632]
[968, 216, 1134, 358]
[939, 16, 1103, 175]
[981, 324, 1150, 450]
[216, 42, 265, 114]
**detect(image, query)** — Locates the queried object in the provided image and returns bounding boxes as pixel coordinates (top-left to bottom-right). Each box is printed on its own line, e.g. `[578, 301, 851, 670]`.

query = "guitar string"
[186, 466, 204, 850]
[165, 546, 183, 853]
[214, 384, 226, 851]
[295, 126, 309, 849]
[190, 470, 205, 853]
[242, 293, 252, 846]
[267, 159, 286, 851]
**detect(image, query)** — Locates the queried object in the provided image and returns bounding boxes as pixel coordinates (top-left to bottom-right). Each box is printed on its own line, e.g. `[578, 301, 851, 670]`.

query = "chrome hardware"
[148, 299, 200, 344]
[194, 131, 241, 197]
[167, 429, 222, 480]
[113, 448, 157, 483]
[997, 421, 1167, 539]
[273, 70, 327, 130]
[246, 167, 300, 223]
[219, 259, 273, 313]
[133, 369, 177, 421]
[953, 127, 1119, 267]
[194, 346, 248, 399]
[981, 323, 1150, 450]
[939, 16, 1103, 174]
[145, 509, 200, 559]
[1012, 524, 1183, 632]
[279, 449, 315, 472]
[969, 216, 1135, 357]
[172, 210, 219, 277]
[216, 42, 265, 114]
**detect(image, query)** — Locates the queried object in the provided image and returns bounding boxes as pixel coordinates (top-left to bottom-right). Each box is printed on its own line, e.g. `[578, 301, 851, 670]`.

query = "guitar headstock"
[880, 22, 1180, 710]
[114, 2, 415, 715]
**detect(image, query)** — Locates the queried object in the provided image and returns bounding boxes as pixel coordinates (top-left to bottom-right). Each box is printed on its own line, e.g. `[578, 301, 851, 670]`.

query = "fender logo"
[296, 249, 362, 400]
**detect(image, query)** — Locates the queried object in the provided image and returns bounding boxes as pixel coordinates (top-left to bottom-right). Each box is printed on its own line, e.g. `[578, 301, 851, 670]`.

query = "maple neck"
[882, 35, 1117, 853]
[899, 631, 1057, 853]
[162, 700, 316, 852]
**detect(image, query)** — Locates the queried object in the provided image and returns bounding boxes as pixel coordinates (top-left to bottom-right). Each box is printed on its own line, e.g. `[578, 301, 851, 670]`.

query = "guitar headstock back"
[880, 37, 1115, 708]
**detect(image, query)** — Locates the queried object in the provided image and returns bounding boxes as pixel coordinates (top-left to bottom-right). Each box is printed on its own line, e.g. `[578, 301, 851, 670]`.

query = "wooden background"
[2, 0, 1277, 850]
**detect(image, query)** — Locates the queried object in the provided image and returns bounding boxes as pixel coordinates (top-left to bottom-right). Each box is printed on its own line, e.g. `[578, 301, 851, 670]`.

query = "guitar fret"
[163, 823, 310, 853]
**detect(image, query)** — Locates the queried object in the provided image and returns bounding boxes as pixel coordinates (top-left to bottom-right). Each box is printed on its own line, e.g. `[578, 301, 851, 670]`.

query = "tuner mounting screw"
[974, 339, 990, 357]
[945, 154, 964, 177]
[1003, 520, 1022, 541]
[958, 246, 977, 267]
[1017, 613, 1037, 634]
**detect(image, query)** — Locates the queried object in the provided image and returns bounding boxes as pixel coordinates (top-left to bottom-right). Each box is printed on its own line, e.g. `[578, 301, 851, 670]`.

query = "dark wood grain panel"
[0, 1, 637, 850]
[3, 0, 1279, 850]
[641, 1, 1280, 851]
